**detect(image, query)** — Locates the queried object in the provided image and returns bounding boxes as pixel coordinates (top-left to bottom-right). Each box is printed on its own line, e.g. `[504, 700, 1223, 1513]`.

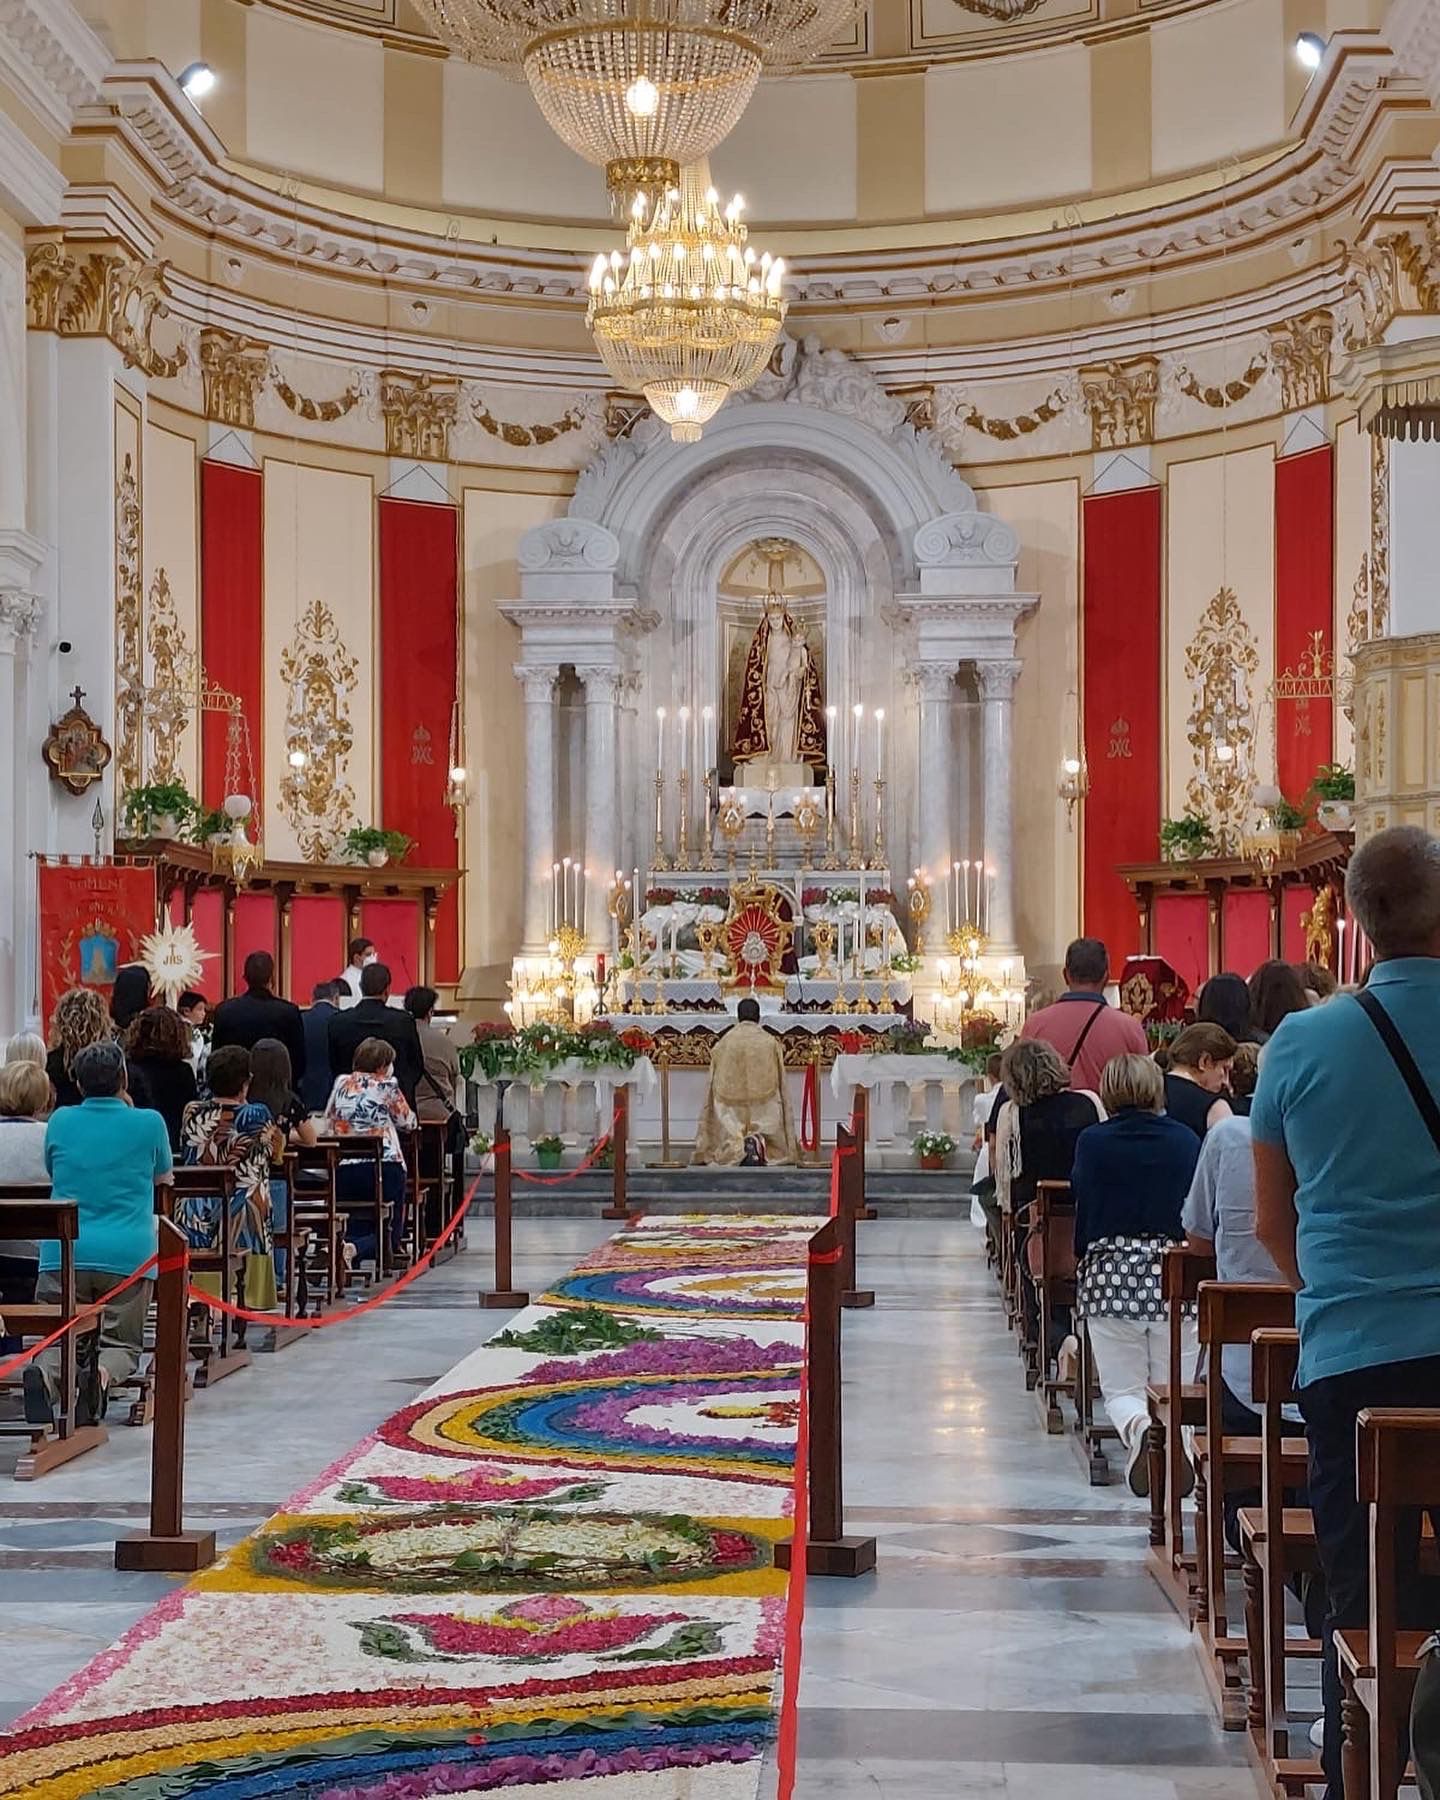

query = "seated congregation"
[984, 824, 1440, 1800]
[0, 938, 464, 1449]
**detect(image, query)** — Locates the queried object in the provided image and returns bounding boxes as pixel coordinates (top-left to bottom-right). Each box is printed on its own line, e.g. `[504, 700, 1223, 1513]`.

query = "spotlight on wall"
[178, 61, 216, 100]
[1293, 32, 1324, 71]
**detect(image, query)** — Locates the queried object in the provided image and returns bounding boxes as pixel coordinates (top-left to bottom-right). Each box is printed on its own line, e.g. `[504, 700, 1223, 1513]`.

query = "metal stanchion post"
[115, 1219, 217, 1572]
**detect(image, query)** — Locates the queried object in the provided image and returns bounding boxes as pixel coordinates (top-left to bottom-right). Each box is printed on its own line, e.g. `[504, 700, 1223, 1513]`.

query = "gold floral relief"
[114, 451, 144, 794]
[143, 568, 196, 783]
[1079, 357, 1159, 451]
[1184, 586, 1259, 852]
[1265, 310, 1332, 413]
[199, 328, 271, 429]
[1370, 435, 1391, 636]
[279, 599, 359, 863]
[381, 369, 459, 459]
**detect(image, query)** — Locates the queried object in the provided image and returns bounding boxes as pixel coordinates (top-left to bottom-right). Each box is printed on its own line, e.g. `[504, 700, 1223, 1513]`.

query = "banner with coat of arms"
[37, 858, 158, 1029]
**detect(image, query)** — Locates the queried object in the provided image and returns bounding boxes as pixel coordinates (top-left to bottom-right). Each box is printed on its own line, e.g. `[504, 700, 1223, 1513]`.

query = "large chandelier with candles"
[411, 0, 858, 212]
[587, 163, 786, 442]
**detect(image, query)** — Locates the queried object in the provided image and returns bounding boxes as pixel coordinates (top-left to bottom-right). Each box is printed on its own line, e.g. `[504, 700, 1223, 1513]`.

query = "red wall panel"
[1082, 487, 1162, 963]
[360, 898, 423, 996]
[190, 890, 225, 999]
[290, 896, 346, 1002]
[1221, 889, 1271, 978]
[200, 461, 264, 812]
[230, 892, 277, 994]
[1274, 446, 1334, 801]
[1154, 893, 1210, 999]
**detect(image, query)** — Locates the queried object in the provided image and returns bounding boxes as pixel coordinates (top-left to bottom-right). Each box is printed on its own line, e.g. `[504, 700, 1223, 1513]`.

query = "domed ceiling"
[253, 0, 1228, 70]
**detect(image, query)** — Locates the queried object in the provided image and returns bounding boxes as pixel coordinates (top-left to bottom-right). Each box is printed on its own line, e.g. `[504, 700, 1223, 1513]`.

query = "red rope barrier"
[512, 1134, 611, 1187]
[799, 1062, 819, 1154]
[184, 1167, 480, 1329]
[0, 1252, 180, 1383]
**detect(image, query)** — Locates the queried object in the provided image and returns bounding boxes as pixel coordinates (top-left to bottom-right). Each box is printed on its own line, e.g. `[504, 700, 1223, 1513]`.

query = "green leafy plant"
[121, 780, 197, 838]
[494, 1306, 661, 1354]
[873, 1020, 933, 1055]
[1159, 814, 1217, 861]
[469, 1131, 492, 1157]
[889, 952, 923, 974]
[191, 805, 229, 844]
[1266, 798, 1307, 831]
[1310, 762, 1355, 803]
[344, 826, 413, 863]
[458, 1019, 649, 1083]
[913, 1131, 956, 1159]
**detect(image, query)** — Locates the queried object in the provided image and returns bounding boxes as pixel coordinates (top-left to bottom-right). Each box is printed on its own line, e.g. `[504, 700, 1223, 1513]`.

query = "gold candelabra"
[696, 919, 723, 977]
[794, 788, 821, 864]
[872, 776, 886, 866]
[719, 789, 746, 869]
[652, 772, 670, 870]
[675, 768, 692, 870]
[946, 924, 988, 962]
[820, 767, 842, 870]
[812, 918, 837, 979]
[907, 879, 933, 954]
[697, 770, 717, 870]
[849, 769, 863, 866]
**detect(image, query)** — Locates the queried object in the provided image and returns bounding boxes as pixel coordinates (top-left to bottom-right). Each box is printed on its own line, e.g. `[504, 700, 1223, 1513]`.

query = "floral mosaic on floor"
[0, 1215, 821, 1800]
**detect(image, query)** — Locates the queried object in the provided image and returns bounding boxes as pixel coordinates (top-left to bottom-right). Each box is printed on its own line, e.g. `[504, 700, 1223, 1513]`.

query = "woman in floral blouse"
[324, 1036, 416, 1258]
[177, 1043, 279, 1310]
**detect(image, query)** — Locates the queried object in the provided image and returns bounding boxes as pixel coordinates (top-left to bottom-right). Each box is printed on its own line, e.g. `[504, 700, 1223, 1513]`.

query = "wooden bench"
[1193, 1281, 1309, 1727]
[1145, 1244, 1214, 1568]
[417, 1117, 462, 1261]
[290, 1140, 345, 1308]
[0, 1192, 107, 1479]
[314, 1134, 389, 1281]
[1337, 1408, 1440, 1800]
[1236, 1325, 1322, 1789]
[170, 1167, 252, 1387]
[1029, 1180, 1077, 1434]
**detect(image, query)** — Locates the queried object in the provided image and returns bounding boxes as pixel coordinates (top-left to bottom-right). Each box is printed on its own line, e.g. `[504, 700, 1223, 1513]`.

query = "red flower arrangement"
[694, 886, 729, 908]
[618, 1026, 655, 1056]
[644, 887, 677, 907]
[471, 1020, 514, 1044]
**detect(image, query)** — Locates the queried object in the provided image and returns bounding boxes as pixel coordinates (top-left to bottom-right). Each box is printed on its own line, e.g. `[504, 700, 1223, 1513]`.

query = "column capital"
[975, 658, 1022, 700]
[513, 663, 560, 703]
[912, 661, 957, 701]
[576, 665, 625, 701]
[0, 589, 43, 653]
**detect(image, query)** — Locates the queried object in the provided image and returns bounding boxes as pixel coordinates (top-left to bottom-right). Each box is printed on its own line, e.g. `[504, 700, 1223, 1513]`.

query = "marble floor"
[0, 1214, 1265, 1800]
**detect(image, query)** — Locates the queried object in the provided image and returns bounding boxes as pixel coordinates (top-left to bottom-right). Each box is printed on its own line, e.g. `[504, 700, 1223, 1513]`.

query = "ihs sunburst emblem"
[138, 918, 215, 1007]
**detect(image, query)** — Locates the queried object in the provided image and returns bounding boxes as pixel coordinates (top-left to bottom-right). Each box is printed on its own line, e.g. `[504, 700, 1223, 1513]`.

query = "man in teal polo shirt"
[27, 1040, 172, 1429]
[1254, 825, 1440, 1800]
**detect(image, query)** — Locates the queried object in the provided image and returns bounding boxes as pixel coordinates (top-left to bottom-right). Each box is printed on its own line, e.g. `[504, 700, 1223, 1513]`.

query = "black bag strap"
[1355, 989, 1440, 1156]
[1068, 1002, 1108, 1067]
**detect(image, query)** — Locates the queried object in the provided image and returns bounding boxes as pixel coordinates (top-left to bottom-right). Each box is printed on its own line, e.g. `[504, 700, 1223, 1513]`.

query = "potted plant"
[533, 1133, 565, 1171]
[121, 780, 196, 841]
[913, 1130, 956, 1173]
[1267, 798, 1307, 832]
[343, 826, 413, 869]
[1310, 762, 1356, 832]
[1159, 814, 1217, 863]
[190, 805, 230, 848]
[469, 1131, 494, 1173]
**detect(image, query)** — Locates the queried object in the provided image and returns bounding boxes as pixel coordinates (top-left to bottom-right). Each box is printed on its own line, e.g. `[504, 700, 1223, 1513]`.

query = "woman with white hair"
[1070, 1052, 1203, 1494]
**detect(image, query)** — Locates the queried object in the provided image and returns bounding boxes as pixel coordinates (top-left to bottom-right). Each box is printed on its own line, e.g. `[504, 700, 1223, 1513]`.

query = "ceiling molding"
[0, 0, 111, 140]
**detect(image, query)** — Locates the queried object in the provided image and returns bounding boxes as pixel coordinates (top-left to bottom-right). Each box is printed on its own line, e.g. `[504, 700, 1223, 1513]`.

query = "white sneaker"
[1056, 1335, 1079, 1384]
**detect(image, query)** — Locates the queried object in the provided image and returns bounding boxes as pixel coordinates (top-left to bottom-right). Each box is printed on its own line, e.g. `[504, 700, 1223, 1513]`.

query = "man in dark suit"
[210, 951, 307, 1087]
[300, 979, 342, 1113]
[326, 961, 424, 1106]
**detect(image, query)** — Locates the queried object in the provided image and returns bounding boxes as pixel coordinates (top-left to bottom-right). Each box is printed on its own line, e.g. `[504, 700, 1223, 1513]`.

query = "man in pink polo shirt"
[1020, 937, 1148, 1093]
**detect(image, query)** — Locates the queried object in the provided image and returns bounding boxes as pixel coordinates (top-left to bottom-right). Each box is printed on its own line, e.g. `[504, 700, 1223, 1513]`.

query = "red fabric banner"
[1282, 884, 1315, 964]
[378, 498, 460, 982]
[1274, 446, 1334, 801]
[360, 897, 423, 996]
[1154, 893, 1210, 998]
[1081, 487, 1162, 963]
[231, 892, 277, 993]
[200, 461, 264, 811]
[1221, 889, 1271, 978]
[290, 896, 346, 1002]
[36, 860, 157, 1029]
[189, 889, 225, 1000]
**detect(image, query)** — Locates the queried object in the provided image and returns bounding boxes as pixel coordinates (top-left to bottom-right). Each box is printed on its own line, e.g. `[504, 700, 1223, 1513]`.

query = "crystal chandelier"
[587, 163, 786, 442]
[411, 0, 858, 211]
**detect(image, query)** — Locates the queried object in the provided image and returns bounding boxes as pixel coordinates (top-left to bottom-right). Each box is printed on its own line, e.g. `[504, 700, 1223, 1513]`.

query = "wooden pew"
[1236, 1325, 1322, 1789]
[170, 1167, 252, 1387]
[290, 1140, 344, 1307]
[0, 1192, 107, 1479]
[417, 1118, 461, 1260]
[314, 1134, 388, 1281]
[1145, 1244, 1214, 1571]
[1030, 1180, 1077, 1434]
[1337, 1408, 1440, 1800]
[1193, 1281, 1309, 1728]
[1073, 1318, 1119, 1485]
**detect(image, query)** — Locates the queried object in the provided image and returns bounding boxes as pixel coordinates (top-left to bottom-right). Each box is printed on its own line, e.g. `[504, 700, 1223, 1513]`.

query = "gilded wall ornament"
[42, 686, 112, 795]
[1079, 357, 1159, 450]
[143, 568, 196, 783]
[472, 395, 588, 447]
[1184, 586, 1259, 852]
[1370, 434, 1391, 635]
[199, 327, 271, 428]
[1338, 235, 1403, 351]
[114, 451, 144, 794]
[380, 369, 459, 459]
[1173, 351, 1270, 410]
[26, 238, 186, 378]
[944, 383, 1069, 443]
[279, 599, 359, 863]
[1266, 309, 1333, 412]
[273, 370, 363, 422]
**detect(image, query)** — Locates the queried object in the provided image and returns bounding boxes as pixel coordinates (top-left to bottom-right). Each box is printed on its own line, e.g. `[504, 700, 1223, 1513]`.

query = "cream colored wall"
[440, 61, 605, 222]
[461, 485, 565, 987]
[926, 47, 1092, 213]
[710, 77, 859, 224]
[1149, 0, 1287, 179]
[980, 477, 1082, 973]
[245, 6, 385, 193]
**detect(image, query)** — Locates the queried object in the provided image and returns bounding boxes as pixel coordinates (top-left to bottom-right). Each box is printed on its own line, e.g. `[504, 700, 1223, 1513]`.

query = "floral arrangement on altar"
[693, 886, 730, 909]
[644, 886, 678, 907]
[944, 1012, 1006, 1072]
[871, 1020, 933, 1056]
[457, 1019, 651, 1082]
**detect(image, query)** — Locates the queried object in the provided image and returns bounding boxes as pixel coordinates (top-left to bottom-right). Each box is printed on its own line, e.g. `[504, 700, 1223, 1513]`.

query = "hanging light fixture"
[587, 163, 786, 441]
[411, 0, 858, 213]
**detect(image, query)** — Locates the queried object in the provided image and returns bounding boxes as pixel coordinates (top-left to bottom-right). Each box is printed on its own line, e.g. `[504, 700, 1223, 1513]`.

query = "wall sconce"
[1057, 750, 1090, 825]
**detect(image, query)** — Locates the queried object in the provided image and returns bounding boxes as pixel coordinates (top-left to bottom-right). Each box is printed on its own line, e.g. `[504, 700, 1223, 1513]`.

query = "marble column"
[578, 666, 622, 948]
[516, 664, 559, 953]
[0, 589, 43, 1032]
[914, 662, 955, 896]
[977, 659, 1022, 952]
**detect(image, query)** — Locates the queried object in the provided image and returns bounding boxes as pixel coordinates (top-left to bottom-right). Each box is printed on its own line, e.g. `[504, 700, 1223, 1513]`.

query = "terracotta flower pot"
[919, 1152, 947, 1172]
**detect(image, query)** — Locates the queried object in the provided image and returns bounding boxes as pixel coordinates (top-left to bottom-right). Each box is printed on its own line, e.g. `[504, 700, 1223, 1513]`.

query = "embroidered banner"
[36, 859, 157, 1028]
[379, 497, 460, 982]
[1082, 486, 1162, 961]
[200, 461, 263, 811]
[1274, 445, 1335, 800]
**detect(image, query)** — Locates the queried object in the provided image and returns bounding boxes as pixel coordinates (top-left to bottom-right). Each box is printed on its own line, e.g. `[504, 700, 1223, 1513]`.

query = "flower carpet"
[1, 1214, 824, 1800]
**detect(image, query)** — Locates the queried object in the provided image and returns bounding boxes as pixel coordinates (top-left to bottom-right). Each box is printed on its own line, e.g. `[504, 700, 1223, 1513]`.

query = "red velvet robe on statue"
[730, 609, 828, 767]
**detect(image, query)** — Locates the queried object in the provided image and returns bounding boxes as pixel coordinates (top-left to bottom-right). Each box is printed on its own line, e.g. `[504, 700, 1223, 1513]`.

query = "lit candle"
[1337, 916, 1348, 985]
[551, 860, 559, 935]
[581, 867, 589, 937]
[678, 705, 691, 776]
[875, 707, 884, 773]
[961, 859, 971, 924]
[702, 704, 714, 773]
[657, 706, 666, 776]
[852, 702, 864, 779]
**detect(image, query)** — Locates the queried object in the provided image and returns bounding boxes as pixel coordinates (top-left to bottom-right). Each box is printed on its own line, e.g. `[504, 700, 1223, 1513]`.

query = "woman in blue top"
[1071, 1051, 1202, 1496]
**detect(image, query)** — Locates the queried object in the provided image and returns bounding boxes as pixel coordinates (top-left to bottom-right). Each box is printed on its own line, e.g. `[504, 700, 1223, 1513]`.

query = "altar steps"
[464, 1161, 976, 1218]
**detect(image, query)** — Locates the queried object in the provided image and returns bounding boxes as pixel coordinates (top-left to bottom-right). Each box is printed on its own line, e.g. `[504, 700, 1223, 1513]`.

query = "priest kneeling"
[692, 998, 799, 1167]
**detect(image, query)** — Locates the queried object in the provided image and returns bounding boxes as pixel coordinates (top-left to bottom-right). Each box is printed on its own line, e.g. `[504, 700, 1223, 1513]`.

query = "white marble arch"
[502, 339, 1039, 953]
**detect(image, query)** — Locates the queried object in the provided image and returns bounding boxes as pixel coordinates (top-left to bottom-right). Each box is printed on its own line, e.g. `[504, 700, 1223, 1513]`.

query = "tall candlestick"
[702, 704, 714, 776]
[874, 707, 884, 773]
[551, 861, 559, 936]
[656, 706, 666, 777]
[561, 856, 572, 927]
[961, 859, 971, 924]
[852, 702, 864, 787]
[678, 705, 690, 777]
[984, 865, 994, 937]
